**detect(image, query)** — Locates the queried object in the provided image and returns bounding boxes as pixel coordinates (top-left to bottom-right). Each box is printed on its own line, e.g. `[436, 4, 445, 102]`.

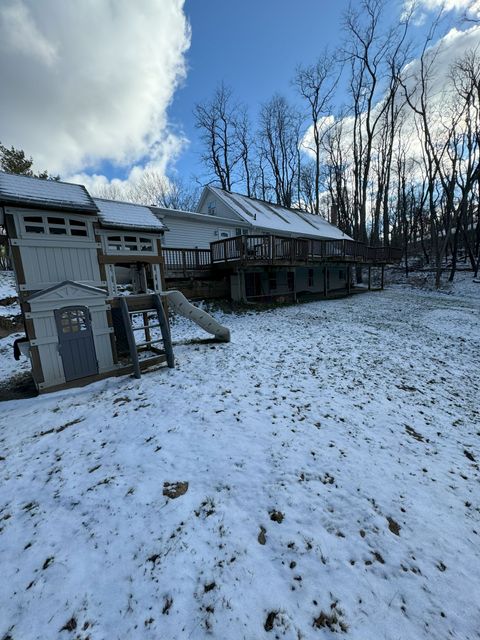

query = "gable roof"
[28, 280, 107, 302]
[0, 172, 98, 212]
[152, 205, 248, 228]
[93, 198, 166, 232]
[204, 187, 352, 241]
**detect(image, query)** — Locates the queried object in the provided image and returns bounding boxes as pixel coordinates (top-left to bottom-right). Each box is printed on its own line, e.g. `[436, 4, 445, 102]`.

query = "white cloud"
[0, 0, 191, 180]
[404, 0, 480, 19]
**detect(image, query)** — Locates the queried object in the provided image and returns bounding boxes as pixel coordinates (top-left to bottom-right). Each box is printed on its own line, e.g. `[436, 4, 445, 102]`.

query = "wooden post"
[347, 265, 351, 295]
[120, 297, 141, 379]
[381, 264, 385, 290]
[143, 312, 151, 345]
[368, 265, 371, 291]
[324, 265, 328, 297]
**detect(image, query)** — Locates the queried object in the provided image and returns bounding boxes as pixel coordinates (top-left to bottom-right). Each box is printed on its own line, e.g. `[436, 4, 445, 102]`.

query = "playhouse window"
[22, 214, 90, 237]
[48, 217, 67, 235]
[139, 237, 154, 252]
[106, 234, 154, 254]
[24, 216, 45, 233]
[70, 219, 88, 236]
[60, 309, 88, 333]
[107, 236, 123, 251]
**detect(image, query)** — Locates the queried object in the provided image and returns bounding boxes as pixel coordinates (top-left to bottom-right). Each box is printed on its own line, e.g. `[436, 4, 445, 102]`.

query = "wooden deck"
[162, 235, 402, 277]
[210, 235, 402, 267]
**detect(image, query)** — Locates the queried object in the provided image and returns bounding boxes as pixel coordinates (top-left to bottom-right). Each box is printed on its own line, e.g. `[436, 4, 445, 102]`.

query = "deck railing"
[163, 247, 212, 274]
[210, 234, 402, 265]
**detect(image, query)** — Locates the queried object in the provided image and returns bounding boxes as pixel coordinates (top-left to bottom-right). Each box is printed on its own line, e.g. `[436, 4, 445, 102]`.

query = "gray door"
[55, 306, 98, 381]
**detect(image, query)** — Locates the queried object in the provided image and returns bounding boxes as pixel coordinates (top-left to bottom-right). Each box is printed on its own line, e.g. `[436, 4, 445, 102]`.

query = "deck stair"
[119, 294, 174, 379]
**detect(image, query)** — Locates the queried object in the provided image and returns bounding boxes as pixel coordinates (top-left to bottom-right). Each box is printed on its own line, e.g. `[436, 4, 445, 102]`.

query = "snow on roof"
[93, 198, 166, 232]
[208, 187, 352, 241]
[153, 206, 248, 227]
[0, 172, 97, 212]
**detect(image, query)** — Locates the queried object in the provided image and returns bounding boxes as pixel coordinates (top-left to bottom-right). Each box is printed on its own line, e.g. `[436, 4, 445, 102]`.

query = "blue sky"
[170, 0, 352, 182]
[1, 0, 476, 191]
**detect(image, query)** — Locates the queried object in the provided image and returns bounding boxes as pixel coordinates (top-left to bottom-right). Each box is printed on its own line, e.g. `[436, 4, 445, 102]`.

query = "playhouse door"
[55, 306, 98, 382]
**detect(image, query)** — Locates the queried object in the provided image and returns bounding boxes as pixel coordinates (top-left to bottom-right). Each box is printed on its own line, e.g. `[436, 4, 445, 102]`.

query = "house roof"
[153, 206, 249, 228]
[205, 187, 352, 241]
[93, 198, 166, 232]
[0, 172, 98, 212]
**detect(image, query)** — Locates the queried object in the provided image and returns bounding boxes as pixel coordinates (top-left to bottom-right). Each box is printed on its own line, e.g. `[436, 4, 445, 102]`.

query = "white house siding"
[197, 191, 244, 222]
[161, 214, 246, 249]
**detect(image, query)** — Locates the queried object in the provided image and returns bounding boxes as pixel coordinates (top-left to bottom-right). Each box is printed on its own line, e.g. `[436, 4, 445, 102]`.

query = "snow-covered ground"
[0, 274, 479, 640]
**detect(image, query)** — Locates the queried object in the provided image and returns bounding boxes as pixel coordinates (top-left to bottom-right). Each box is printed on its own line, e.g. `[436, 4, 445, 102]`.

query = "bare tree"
[194, 83, 242, 191]
[258, 95, 303, 208]
[294, 50, 340, 214]
[343, 0, 411, 242]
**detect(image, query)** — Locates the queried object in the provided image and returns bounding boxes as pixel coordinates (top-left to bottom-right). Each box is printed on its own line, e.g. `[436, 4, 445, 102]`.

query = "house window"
[308, 269, 314, 287]
[208, 201, 216, 215]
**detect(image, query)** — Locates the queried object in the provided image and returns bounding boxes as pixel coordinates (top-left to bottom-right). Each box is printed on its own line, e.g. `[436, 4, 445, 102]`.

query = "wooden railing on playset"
[210, 235, 402, 265]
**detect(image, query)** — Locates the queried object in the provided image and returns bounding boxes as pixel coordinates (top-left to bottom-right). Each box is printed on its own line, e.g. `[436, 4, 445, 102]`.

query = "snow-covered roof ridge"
[0, 171, 98, 212]
[93, 198, 166, 232]
[208, 186, 352, 241]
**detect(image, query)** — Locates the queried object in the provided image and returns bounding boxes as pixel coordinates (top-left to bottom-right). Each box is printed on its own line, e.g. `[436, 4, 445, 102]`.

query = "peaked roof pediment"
[28, 281, 107, 304]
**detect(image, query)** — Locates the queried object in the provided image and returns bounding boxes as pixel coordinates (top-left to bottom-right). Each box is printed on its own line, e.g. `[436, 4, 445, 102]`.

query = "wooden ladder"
[120, 294, 174, 379]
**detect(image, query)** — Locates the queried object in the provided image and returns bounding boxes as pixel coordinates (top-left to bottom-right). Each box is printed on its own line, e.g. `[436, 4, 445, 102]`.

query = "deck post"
[347, 264, 351, 295]
[368, 265, 371, 291]
[381, 264, 385, 290]
[324, 265, 328, 297]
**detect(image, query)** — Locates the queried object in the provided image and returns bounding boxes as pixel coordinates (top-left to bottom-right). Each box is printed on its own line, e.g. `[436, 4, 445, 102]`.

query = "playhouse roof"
[93, 198, 167, 232]
[205, 187, 352, 241]
[0, 172, 98, 212]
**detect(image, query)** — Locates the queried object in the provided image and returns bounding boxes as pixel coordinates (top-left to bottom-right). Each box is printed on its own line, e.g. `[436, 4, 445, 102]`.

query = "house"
[0, 173, 174, 392]
[158, 186, 400, 302]
[158, 206, 249, 249]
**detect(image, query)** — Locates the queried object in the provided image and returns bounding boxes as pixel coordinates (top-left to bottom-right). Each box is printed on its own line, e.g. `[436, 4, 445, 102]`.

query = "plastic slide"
[162, 290, 231, 342]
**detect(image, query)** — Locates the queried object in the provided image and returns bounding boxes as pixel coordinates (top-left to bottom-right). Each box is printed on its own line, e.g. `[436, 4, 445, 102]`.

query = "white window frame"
[104, 233, 156, 255]
[20, 213, 93, 239]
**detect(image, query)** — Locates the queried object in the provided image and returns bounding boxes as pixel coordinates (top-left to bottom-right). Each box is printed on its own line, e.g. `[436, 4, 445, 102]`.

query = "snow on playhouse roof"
[0, 172, 98, 212]
[207, 187, 352, 241]
[93, 198, 166, 232]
